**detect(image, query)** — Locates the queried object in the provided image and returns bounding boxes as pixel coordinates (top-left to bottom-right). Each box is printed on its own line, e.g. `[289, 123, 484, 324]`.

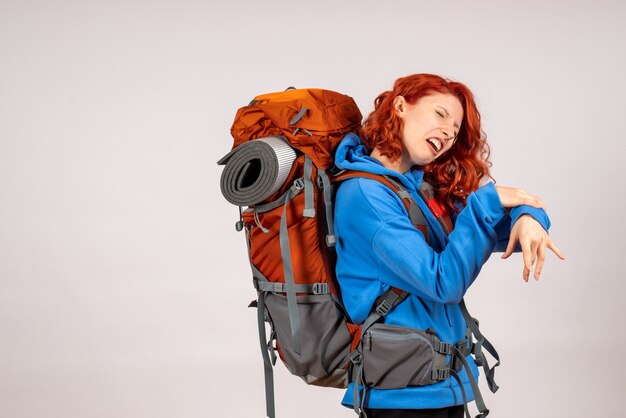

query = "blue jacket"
[334, 133, 550, 409]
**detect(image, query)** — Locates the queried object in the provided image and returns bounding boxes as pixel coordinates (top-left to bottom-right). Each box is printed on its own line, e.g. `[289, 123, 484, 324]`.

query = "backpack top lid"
[230, 88, 363, 169]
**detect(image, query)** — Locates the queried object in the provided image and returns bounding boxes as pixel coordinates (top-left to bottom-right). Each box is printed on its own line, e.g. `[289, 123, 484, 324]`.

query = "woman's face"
[394, 92, 464, 167]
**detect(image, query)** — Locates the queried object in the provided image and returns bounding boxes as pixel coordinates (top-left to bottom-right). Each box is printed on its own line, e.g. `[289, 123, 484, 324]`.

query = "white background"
[1, 1, 624, 417]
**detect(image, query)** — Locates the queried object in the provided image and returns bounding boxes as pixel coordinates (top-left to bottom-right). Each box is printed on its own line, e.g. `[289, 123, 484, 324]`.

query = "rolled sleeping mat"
[218, 136, 297, 206]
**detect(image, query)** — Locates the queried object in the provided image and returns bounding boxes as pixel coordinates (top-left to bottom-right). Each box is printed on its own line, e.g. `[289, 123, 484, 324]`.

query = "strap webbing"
[303, 156, 315, 218]
[256, 292, 276, 418]
[278, 182, 304, 355]
[459, 300, 500, 393]
[253, 186, 298, 213]
[318, 169, 337, 246]
[359, 288, 408, 334]
[450, 370, 471, 418]
[255, 280, 329, 295]
[244, 225, 276, 418]
[450, 346, 490, 418]
[352, 360, 364, 417]
[383, 176, 428, 234]
[289, 107, 308, 125]
[349, 350, 371, 418]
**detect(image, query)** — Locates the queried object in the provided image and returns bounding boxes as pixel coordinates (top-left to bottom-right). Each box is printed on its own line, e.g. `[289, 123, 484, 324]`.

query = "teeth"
[427, 138, 442, 152]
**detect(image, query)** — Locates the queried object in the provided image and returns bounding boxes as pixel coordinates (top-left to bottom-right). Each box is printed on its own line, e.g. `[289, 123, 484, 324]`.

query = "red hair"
[361, 74, 492, 212]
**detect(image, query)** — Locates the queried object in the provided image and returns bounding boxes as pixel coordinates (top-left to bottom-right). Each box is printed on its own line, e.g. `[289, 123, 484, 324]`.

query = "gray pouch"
[264, 292, 353, 388]
[362, 323, 438, 389]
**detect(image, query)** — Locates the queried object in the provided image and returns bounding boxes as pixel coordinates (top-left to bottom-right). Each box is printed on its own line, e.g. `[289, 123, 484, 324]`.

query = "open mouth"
[426, 138, 442, 153]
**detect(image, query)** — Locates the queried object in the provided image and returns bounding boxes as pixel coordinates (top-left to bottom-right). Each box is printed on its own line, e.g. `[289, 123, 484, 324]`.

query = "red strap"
[425, 196, 446, 218]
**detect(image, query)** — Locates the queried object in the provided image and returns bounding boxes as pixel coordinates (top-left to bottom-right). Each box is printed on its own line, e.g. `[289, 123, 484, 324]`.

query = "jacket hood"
[334, 133, 424, 192]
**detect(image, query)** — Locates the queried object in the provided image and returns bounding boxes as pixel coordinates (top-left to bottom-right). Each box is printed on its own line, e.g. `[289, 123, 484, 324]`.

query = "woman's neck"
[370, 147, 412, 174]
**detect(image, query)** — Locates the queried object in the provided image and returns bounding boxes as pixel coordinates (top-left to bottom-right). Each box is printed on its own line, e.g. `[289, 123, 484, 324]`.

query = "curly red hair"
[362, 74, 492, 212]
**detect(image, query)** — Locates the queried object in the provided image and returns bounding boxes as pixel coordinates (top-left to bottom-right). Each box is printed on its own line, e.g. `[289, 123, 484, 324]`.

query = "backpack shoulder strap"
[334, 170, 429, 242]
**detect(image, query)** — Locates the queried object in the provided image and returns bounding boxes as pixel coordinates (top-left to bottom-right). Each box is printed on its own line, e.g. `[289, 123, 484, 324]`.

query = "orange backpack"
[218, 88, 498, 418]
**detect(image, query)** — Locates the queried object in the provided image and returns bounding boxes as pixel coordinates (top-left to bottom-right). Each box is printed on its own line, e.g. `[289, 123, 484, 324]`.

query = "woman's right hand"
[494, 185, 544, 209]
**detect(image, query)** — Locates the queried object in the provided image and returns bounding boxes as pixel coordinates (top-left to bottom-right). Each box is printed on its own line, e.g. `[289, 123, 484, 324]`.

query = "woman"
[333, 74, 564, 418]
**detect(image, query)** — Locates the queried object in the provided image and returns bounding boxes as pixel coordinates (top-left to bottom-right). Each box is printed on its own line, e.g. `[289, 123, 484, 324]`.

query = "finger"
[524, 196, 544, 209]
[501, 235, 517, 259]
[523, 263, 530, 282]
[529, 241, 538, 280]
[534, 243, 546, 281]
[521, 239, 533, 271]
[521, 240, 532, 282]
[547, 240, 566, 260]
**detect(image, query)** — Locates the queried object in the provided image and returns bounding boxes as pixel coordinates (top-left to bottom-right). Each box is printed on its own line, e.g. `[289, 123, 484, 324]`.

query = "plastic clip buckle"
[474, 353, 484, 367]
[312, 283, 329, 294]
[272, 283, 286, 293]
[375, 299, 393, 316]
[436, 341, 452, 355]
[291, 178, 305, 192]
[432, 368, 450, 381]
[348, 350, 363, 365]
[326, 234, 337, 247]
[316, 175, 324, 189]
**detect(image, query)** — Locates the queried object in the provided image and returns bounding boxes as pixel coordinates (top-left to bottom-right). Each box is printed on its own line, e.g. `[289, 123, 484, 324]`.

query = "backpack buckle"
[348, 350, 362, 365]
[316, 175, 324, 189]
[435, 340, 452, 355]
[325, 234, 337, 247]
[312, 283, 329, 294]
[329, 165, 344, 176]
[375, 299, 393, 316]
[291, 178, 305, 192]
[431, 368, 450, 381]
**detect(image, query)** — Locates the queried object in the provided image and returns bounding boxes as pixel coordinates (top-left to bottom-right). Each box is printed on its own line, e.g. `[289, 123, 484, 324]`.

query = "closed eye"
[435, 110, 444, 118]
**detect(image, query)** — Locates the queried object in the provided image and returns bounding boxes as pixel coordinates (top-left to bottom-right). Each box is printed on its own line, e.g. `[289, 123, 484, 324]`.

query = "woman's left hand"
[501, 215, 566, 281]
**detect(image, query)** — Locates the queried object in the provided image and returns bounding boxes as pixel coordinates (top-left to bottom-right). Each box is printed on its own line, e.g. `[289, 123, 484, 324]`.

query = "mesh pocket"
[264, 292, 352, 388]
[362, 323, 436, 389]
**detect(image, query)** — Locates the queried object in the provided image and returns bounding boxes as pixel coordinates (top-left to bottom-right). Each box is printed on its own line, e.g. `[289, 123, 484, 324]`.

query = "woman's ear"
[393, 96, 406, 116]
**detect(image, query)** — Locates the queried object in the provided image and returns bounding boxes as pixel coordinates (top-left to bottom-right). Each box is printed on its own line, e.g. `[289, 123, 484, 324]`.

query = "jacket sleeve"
[337, 179, 507, 305]
[492, 204, 552, 252]
[450, 187, 552, 253]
